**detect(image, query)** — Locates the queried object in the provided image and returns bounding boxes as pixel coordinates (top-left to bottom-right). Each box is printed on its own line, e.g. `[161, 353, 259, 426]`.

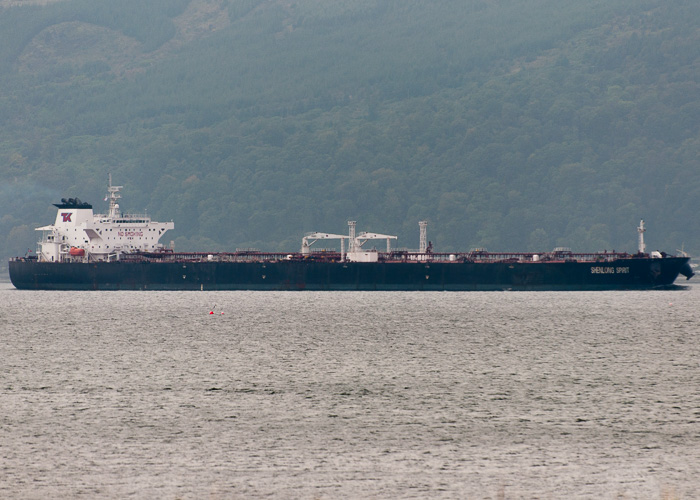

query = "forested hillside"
[1, 0, 699, 270]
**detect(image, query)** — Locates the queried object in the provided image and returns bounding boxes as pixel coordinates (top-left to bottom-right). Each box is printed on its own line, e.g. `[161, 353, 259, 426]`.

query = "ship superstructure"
[36, 176, 173, 263]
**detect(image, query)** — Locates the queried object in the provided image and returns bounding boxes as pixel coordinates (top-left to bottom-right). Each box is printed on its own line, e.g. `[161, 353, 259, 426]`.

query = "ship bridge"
[36, 176, 174, 263]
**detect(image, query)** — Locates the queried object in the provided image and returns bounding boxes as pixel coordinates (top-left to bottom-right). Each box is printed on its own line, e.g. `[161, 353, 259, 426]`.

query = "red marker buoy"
[209, 311, 214, 315]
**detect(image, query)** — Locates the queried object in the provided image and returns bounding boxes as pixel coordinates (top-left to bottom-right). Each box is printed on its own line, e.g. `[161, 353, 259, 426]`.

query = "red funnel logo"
[61, 212, 72, 222]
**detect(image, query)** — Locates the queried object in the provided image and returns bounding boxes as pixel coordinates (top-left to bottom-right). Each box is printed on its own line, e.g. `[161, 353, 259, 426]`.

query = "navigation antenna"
[107, 173, 123, 218]
[637, 219, 646, 254]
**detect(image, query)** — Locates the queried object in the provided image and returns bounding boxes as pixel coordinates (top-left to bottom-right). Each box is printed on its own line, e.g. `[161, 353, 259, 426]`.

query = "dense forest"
[1, 0, 699, 271]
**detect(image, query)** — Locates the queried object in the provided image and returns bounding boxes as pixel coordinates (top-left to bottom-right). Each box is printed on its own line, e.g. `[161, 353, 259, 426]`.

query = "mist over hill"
[1, 0, 699, 268]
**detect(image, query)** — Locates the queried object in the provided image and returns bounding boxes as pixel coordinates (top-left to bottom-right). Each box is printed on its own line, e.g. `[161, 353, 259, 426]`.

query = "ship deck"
[120, 249, 643, 264]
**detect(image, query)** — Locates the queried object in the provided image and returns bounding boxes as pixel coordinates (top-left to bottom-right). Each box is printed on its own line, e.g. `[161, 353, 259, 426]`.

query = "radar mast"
[107, 173, 123, 219]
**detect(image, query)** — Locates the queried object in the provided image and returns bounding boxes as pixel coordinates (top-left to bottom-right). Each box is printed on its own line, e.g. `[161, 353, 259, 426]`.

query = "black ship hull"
[8, 256, 693, 291]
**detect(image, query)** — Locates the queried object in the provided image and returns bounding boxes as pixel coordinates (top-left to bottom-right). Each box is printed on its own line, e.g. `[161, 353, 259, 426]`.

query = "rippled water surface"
[1, 282, 698, 499]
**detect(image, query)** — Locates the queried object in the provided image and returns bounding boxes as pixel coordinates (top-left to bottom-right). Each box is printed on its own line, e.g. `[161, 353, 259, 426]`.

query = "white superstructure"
[37, 177, 174, 262]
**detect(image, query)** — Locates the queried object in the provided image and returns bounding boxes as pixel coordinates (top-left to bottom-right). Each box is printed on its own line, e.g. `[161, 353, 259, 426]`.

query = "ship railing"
[119, 250, 640, 264]
[10, 255, 38, 262]
[94, 212, 151, 223]
[382, 251, 634, 263]
[467, 252, 632, 263]
[122, 251, 311, 263]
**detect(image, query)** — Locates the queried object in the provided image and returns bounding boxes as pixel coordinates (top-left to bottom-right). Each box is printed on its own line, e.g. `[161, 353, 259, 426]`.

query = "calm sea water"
[1, 281, 698, 499]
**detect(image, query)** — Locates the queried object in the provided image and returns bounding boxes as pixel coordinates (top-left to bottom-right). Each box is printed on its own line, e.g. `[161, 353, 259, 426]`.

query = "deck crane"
[354, 232, 398, 253]
[301, 233, 350, 261]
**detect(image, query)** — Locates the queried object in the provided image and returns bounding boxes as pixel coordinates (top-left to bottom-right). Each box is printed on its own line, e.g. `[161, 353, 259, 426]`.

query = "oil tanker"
[8, 180, 694, 291]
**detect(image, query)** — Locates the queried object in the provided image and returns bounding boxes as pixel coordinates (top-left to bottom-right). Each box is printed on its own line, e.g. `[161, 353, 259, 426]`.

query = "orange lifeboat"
[69, 247, 85, 257]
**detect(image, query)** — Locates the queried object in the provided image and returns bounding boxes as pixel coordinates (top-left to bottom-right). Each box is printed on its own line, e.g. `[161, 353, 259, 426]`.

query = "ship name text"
[118, 231, 143, 238]
[590, 266, 630, 274]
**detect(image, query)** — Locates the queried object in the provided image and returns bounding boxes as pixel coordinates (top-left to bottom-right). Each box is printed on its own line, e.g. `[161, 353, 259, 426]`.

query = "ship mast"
[348, 221, 357, 253]
[419, 221, 428, 253]
[107, 173, 123, 219]
[637, 219, 646, 254]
